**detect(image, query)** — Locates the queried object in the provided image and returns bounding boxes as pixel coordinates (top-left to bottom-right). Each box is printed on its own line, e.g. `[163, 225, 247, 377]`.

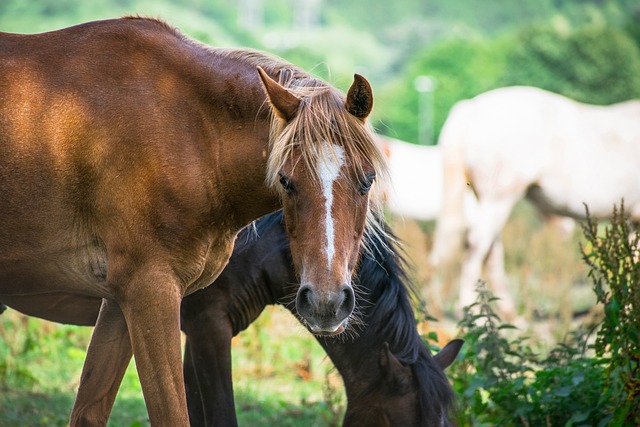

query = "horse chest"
[183, 236, 237, 296]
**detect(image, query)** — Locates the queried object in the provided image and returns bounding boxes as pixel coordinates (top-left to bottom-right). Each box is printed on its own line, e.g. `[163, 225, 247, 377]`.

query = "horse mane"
[353, 228, 456, 425]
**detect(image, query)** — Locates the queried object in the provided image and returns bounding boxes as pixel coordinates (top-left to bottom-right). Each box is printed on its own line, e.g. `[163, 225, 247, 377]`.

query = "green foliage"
[501, 24, 640, 104]
[0, 315, 90, 389]
[375, 37, 510, 143]
[451, 282, 610, 426]
[581, 203, 640, 425]
[450, 205, 640, 426]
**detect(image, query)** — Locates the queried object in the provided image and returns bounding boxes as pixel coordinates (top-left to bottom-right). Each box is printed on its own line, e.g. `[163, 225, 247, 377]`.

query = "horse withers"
[0, 17, 387, 426]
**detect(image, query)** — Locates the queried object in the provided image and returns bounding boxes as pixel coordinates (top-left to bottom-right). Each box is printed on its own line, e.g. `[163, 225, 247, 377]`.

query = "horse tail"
[430, 100, 472, 271]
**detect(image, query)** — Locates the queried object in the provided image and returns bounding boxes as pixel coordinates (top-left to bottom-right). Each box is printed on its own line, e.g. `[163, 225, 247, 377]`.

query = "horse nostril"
[338, 284, 355, 316]
[296, 285, 315, 317]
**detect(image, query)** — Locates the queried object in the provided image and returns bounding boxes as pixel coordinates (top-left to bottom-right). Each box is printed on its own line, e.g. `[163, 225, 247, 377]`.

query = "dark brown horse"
[0, 17, 387, 426]
[1, 210, 461, 426]
[182, 210, 462, 427]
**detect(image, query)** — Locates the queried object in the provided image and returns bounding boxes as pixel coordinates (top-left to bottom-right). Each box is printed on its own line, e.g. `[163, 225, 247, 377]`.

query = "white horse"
[431, 86, 640, 315]
[377, 136, 477, 221]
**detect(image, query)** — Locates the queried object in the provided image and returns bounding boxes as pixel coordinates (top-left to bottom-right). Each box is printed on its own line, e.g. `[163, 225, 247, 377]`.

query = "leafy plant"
[450, 281, 611, 426]
[501, 24, 640, 105]
[449, 204, 640, 426]
[581, 202, 640, 425]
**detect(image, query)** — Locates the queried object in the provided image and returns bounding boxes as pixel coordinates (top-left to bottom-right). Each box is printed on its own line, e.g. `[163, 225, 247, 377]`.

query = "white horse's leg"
[458, 197, 518, 314]
[484, 237, 515, 315]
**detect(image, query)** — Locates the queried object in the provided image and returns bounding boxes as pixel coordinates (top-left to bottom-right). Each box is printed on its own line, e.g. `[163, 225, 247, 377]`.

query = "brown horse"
[0, 17, 387, 426]
[181, 210, 462, 427]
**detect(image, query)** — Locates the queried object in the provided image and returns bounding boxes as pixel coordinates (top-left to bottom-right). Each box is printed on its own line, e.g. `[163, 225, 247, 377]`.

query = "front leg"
[70, 298, 133, 426]
[71, 262, 190, 426]
[117, 267, 189, 426]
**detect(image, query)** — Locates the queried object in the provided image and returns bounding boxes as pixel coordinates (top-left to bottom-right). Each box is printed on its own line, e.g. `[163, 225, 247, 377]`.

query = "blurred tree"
[374, 37, 511, 143]
[624, 8, 640, 48]
[502, 24, 640, 104]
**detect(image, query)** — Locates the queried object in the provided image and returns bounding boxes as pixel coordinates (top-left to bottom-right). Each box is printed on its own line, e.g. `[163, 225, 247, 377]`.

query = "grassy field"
[0, 305, 344, 427]
[0, 201, 597, 426]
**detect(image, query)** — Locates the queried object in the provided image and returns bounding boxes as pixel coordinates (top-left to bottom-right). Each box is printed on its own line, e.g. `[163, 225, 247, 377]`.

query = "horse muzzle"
[295, 283, 355, 336]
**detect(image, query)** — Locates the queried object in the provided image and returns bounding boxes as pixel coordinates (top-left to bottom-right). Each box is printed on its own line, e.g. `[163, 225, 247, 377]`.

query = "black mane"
[238, 211, 456, 425]
[351, 225, 456, 425]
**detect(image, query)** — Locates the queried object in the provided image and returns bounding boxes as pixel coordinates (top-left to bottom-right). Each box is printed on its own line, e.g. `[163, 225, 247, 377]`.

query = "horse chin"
[308, 318, 348, 337]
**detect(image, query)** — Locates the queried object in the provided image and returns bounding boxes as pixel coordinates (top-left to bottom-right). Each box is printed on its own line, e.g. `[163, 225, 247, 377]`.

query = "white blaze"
[318, 143, 345, 269]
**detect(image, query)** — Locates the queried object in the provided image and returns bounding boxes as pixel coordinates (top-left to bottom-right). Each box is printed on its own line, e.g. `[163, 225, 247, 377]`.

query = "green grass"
[0, 306, 343, 427]
[0, 313, 148, 426]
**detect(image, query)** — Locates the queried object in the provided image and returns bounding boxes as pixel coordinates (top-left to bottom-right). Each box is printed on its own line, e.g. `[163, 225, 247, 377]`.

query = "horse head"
[344, 339, 464, 427]
[257, 67, 386, 335]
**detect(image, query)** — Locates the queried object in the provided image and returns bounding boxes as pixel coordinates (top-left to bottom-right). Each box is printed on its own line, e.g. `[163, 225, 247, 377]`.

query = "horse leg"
[116, 267, 188, 426]
[184, 341, 206, 426]
[484, 237, 515, 316]
[70, 299, 133, 426]
[183, 312, 237, 427]
[459, 196, 518, 316]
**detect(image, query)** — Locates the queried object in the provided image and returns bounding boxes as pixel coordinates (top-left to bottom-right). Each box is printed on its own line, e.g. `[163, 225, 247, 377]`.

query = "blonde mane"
[213, 48, 387, 189]
[215, 48, 391, 247]
[269, 68, 390, 244]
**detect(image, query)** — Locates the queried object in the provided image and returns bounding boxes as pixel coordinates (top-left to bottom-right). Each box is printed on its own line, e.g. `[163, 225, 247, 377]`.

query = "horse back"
[0, 17, 209, 151]
[0, 19, 194, 230]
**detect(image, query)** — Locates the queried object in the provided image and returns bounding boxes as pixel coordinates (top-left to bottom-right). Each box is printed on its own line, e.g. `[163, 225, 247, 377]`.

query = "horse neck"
[217, 213, 296, 334]
[191, 50, 283, 229]
[319, 334, 385, 401]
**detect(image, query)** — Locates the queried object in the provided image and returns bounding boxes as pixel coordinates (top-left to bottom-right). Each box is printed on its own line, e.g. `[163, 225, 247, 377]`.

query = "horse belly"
[1, 293, 101, 326]
[533, 165, 640, 219]
[0, 238, 110, 299]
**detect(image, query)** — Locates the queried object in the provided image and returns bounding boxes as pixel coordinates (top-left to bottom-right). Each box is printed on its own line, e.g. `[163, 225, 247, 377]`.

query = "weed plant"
[581, 203, 640, 425]
[449, 204, 639, 426]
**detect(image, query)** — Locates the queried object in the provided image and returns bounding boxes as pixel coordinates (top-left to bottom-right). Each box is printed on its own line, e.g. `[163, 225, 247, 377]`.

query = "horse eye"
[279, 173, 294, 194]
[359, 173, 375, 195]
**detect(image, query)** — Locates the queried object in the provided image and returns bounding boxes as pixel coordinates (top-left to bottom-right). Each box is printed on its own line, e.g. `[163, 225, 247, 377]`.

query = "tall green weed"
[581, 203, 640, 425]
[449, 203, 639, 426]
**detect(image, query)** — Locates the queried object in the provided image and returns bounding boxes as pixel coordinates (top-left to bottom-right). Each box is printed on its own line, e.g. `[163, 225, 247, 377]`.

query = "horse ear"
[345, 74, 373, 121]
[379, 342, 413, 393]
[257, 67, 301, 122]
[433, 339, 464, 370]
